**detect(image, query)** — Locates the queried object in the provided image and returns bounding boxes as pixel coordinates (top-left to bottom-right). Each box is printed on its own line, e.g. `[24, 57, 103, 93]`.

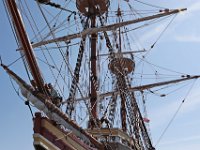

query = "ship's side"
[33, 112, 97, 150]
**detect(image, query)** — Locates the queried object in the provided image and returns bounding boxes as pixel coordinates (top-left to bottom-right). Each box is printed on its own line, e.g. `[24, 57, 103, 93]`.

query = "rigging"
[2, 0, 192, 150]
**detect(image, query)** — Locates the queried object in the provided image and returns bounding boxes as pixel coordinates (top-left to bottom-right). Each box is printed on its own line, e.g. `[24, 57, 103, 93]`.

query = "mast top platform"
[76, 0, 110, 16]
[109, 57, 135, 75]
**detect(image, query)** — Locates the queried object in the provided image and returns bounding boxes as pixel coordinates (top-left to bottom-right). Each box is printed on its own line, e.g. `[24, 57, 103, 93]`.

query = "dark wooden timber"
[89, 15, 98, 128]
[1, 64, 104, 150]
[30, 8, 187, 48]
[6, 0, 45, 92]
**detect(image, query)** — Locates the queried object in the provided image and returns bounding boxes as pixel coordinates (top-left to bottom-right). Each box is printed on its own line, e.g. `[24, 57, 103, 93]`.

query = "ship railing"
[97, 135, 133, 148]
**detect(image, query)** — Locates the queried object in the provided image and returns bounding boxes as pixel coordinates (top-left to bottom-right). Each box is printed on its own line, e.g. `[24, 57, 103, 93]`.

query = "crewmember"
[47, 83, 62, 108]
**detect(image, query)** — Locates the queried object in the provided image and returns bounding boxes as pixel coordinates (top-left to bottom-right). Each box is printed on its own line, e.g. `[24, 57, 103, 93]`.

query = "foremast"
[89, 14, 98, 128]
[1, 64, 104, 149]
[71, 1, 187, 150]
[5, 0, 46, 92]
[4, 0, 104, 149]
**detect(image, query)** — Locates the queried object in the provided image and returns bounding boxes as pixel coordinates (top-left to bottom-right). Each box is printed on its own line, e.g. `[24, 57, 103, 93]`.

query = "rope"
[7, 55, 24, 67]
[155, 79, 198, 147]
[36, 1, 72, 98]
[99, 13, 153, 149]
[35, 4, 101, 129]
[133, 0, 166, 9]
[150, 14, 177, 50]
[37, 0, 75, 13]
[3, 0, 19, 47]
[25, 101, 34, 118]
[0, 56, 2, 65]
[66, 17, 89, 117]
[135, 55, 186, 75]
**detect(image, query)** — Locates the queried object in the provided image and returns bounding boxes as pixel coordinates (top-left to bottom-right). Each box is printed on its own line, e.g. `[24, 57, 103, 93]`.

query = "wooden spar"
[31, 8, 187, 48]
[129, 75, 200, 91]
[117, 9, 127, 132]
[90, 15, 98, 127]
[6, 0, 45, 92]
[63, 75, 200, 103]
[1, 64, 104, 150]
[117, 75, 127, 132]
[99, 50, 146, 56]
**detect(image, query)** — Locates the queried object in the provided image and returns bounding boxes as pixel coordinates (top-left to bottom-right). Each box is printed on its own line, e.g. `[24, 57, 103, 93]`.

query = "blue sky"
[141, 1, 200, 150]
[1, 1, 200, 150]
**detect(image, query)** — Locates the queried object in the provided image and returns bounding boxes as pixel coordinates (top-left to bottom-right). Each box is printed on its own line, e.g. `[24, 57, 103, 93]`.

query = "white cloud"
[171, 2, 200, 43]
[132, 1, 200, 45]
[149, 86, 200, 129]
[175, 1, 200, 21]
[175, 35, 200, 43]
[157, 136, 200, 150]
[179, 88, 200, 113]
[188, 2, 200, 13]
[160, 135, 200, 146]
[138, 24, 166, 43]
[149, 100, 179, 129]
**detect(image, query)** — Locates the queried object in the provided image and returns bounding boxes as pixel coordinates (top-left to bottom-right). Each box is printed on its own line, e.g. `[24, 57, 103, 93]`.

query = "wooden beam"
[6, 0, 45, 91]
[31, 8, 186, 48]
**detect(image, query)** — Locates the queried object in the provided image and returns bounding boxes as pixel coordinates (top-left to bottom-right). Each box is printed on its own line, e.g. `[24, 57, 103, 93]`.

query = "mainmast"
[90, 15, 98, 126]
[117, 6, 127, 132]
[6, 0, 45, 92]
[76, 0, 110, 128]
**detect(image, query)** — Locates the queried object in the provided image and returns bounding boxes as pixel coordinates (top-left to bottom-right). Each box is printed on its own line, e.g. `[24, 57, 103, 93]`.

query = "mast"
[6, 0, 45, 92]
[117, 7, 127, 132]
[90, 15, 98, 127]
[76, 0, 110, 128]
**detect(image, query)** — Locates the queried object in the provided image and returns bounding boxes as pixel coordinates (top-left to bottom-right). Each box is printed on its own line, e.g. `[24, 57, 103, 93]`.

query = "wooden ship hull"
[33, 113, 135, 150]
[33, 112, 96, 150]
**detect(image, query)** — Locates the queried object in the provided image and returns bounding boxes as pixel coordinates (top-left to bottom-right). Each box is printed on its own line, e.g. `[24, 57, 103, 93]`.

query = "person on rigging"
[47, 83, 62, 108]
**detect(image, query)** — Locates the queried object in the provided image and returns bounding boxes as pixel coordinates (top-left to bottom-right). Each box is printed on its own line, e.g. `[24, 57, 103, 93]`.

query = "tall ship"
[1, 0, 199, 150]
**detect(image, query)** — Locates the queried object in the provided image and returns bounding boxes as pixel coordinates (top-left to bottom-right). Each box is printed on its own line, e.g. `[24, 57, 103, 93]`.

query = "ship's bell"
[76, 0, 110, 16]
